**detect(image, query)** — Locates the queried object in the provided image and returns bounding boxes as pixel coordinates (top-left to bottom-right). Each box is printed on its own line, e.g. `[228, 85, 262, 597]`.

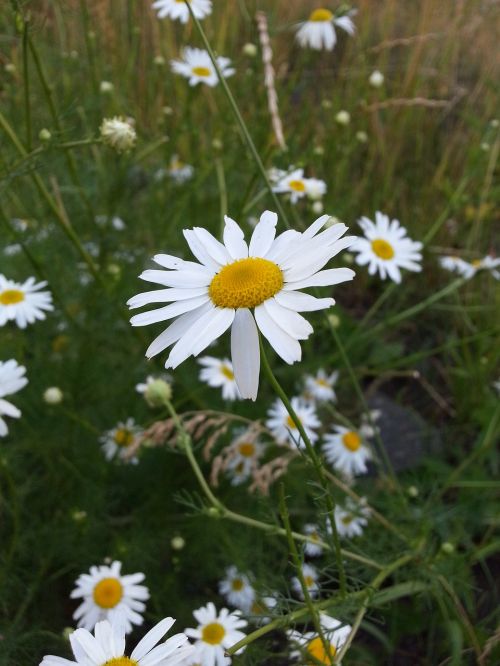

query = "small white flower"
[304, 368, 338, 402]
[225, 430, 265, 485]
[152, 0, 212, 23]
[440, 254, 500, 281]
[168, 154, 195, 183]
[43, 386, 63, 405]
[198, 356, 240, 400]
[184, 602, 247, 665]
[100, 116, 137, 152]
[288, 613, 352, 664]
[272, 168, 327, 204]
[0, 360, 28, 437]
[295, 8, 356, 51]
[335, 110, 351, 125]
[171, 47, 234, 87]
[3, 243, 22, 256]
[40, 617, 193, 666]
[356, 130, 368, 143]
[71, 560, 149, 633]
[353, 211, 423, 283]
[0, 274, 53, 329]
[99, 418, 142, 464]
[243, 42, 258, 57]
[136, 375, 172, 407]
[99, 80, 114, 93]
[323, 425, 372, 477]
[291, 563, 319, 599]
[333, 498, 370, 538]
[95, 215, 126, 231]
[369, 70, 384, 87]
[303, 523, 324, 557]
[312, 200, 324, 215]
[266, 397, 320, 448]
[218, 566, 256, 612]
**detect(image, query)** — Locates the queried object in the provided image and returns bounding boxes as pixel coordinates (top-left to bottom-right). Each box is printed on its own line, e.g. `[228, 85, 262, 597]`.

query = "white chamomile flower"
[303, 523, 324, 557]
[0, 275, 53, 328]
[184, 602, 247, 665]
[198, 356, 241, 401]
[272, 168, 327, 204]
[168, 155, 195, 184]
[288, 613, 352, 665]
[99, 418, 142, 464]
[333, 498, 370, 538]
[444, 254, 500, 280]
[438, 255, 473, 278]
[226, 430, 265, 485]
[171, 47, 234, 87]
[0, 360, 28, 437]
[152, 0, 212, 24]
[304, 368, 339, 402]
[40, 617, 193, 666]
[71, 560, 150, 633]
[295, 8, 356, 51]
[353, 211, 423, 283]
[322, 425, 372, 477]
[100, 116, 137, 153]
[218, 566, 256, 612]
[291, 563, 320, 599]
[266, 397, 320, 448]
[128, 211, 355, 400]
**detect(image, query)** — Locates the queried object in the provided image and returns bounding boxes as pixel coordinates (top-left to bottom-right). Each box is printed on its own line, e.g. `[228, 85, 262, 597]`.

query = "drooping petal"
[145, 302, 213, 358]
[127, 287, 207, 309]
[139, 267, 211, 288]
[254, 304, 301, 364]
[231, 309, 260, 401]
[263, 298, 313, 340]
[284, 267, 355, 290]
[131, 617, 176, 661]
[130, 295, 209, 327]
[275, 290, 335, 312]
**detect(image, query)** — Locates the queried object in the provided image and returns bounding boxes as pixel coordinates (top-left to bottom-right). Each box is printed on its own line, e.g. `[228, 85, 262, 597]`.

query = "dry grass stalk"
[363, 89, 466, 113]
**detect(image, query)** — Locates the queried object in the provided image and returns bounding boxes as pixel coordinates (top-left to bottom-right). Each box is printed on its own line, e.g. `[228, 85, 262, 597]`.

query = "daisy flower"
[71, 560, 149, 633]
[184, 602, 247, 665]
[303, 523, 324, 557]
[266, 397, 320, 448]
[272, 168, 326, 204]
[353, 212, 423, 283]
[198, 356, 240, 401]
[288, 613, 352, 665]
[304, 369, 338, 402]
[225, 430, 265, 485]
[333, 498, 370, 538]
[291, 563, 320, 599]
[99, 418, 142, 464]
[218, 566, 256, 612]
[0, 359, 28, 437]
[152, 0, 212, 23]
[40, 617, 193, 666]
[0, 274, 53, 328]
[440, 254, 500, 280]
[295, 8, 356, 51]
[128, 210, 355, 400]
[322, 425, 372, 477]
[168, 155, 195, 184]
[171, 47, 234, 87]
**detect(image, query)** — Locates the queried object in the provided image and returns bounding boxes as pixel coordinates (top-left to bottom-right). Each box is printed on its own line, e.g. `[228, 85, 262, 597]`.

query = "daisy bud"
[312, 201, 324, 214]
[62, 627, 74, 640]
[71, 509, 87, 522]
[313, 145, 325, 156]
[356, 130, 368, 143]
[480, 142, 490, 152]
[243, 42, 258, 57]
[100, 116, 137, 153]
[39, 128, 52, 142]
[99, 80, 114, 94]
[325, 215, 343, 228]
[321, 99, 332, 110]
[144, 378, 172, 407]
[106, 263, 121, 279]
[212, 138, 223, 151]
[44, 386, 63, 405]
[407, 485, 419, 498]
[4, 63, 16, 74]
[335, 110, 351, 125]
[441, 542, 455, 555]
[342, 252, 354, 264]
[162, 106, 174, 116]
[490, 119, 499, 128]
[328, 313, 341, 328]
[369, 70, 384, 88]
[154, 54, 166, 66]
[171, 535, 185, 551]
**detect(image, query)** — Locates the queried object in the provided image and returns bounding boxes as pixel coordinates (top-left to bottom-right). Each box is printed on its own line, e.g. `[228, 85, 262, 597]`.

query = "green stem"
[215, 156, 228, 238]
[22, 19, 32, 151]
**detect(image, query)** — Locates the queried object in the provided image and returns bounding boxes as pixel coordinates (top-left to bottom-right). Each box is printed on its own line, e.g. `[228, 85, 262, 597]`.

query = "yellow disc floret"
[104, 659, 138, 666]
[306, 636, 336, 665]
[93, 577, 123, 609]
[192, 66, 211, 77]
[231, 578, 244, 591]
[0, 289, 25, 305]
[288, 179, 306, 192]
[221, 365, 235, 380]
[342, 431, 361, 452]
[371, 239, 395, 260]
[202, 622, 226, 645]
[209, 257, 283, 309]
[309, 9, 334, 22]
[238, 442, 255, 457]
[114, 428, 134, 447]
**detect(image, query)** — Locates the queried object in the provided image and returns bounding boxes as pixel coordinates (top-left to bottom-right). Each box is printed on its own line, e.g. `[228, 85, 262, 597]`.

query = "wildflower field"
[1, 1, 499, 664]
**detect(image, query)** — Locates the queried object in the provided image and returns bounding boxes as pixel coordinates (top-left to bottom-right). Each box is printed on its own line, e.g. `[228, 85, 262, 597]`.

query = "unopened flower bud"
[154, 55, 166, 66]
[171, 536, 185, 551]
[356, 130, 368, 143]
[99, 80, 114, 94]
[243, 43, 258, 57]
[144, 378, 172, 407]
[369, 70, 384, 88]
[407, 485, 419, 498]
[335, 110, 351, 125]
[44, 386, 63, 404]
[441, 542, 455, 555]
[312, 201, 324, 214]
[100, 116, 137, 152]
[39, 128, 52, 142]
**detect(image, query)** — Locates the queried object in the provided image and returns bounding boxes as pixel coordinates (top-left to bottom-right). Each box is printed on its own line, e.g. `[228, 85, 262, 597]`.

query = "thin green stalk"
[215, 156, 228, 237]
[22, 19, 32, 151]
[185, 1, 292, 229]
[259, 337, 347, 595]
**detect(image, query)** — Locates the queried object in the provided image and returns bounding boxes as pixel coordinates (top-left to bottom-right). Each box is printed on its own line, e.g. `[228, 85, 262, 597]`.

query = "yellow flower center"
[304, 575, 315, 587]
[221, 365, 235, 380]
[342, 431, 361, 451]
[0, 289, 25, 305]
[286, 415, 298, 430]
[316, 378, 329, 387]
[309, 9, 334, 22]
[202, 622, 226, 645]
[93, 577, 123, 609]
[306, 637, 337, 665]
[471, 259, 482, 267]
[238, 442, 255, 457]
[231, 578, 244, 591]
[209, 257, 283, 309]
[114, 428, 134, 447]
[288, 179, 306, 192]
[192, 66, 211, 77]
[309, 531, 320, 542]
[104, 659, 138, 666]
[341, 514, 354, 525]
[371, 239, 395, 260]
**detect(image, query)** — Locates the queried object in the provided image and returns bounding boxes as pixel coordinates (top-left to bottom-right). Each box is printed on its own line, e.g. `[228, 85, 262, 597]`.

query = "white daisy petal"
[231, 309, 260, 401]
[274, 290, 334, 312]
[223, 216, 248, 260]
[285, 267, 355, 290]
[249, 210, 278, 257]
[255, 304, 301, 364]
[264, 298, 313, 340]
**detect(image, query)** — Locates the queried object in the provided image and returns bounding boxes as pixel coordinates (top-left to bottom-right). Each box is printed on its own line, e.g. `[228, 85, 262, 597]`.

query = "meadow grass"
[0, 0, 499, 664]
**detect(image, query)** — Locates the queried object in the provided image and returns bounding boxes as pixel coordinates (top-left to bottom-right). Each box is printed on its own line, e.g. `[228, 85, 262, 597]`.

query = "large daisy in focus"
[0, 359, 28, 437]
[295, 8, 356, 51]
[71, 560, 149, 632]
[353, 212, 422, 283]
[128, 211, 355, 400]
[0, 275, 53, 328]
[40, 617, 193, 666]
[288, 613, 352, 665]
[152, 0, 212, 23]
[184, 602, 247, 665]
[171, 47, 234, 87]
[198, 356, 240, 401]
